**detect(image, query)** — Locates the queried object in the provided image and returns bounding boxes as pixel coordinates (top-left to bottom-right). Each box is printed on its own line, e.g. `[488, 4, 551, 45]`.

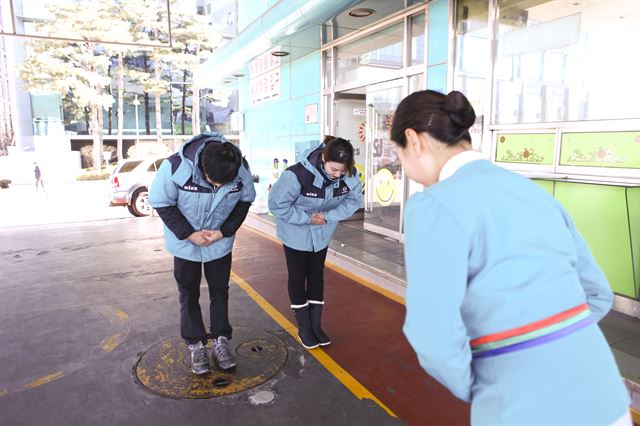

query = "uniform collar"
[439, 150, 485, 182]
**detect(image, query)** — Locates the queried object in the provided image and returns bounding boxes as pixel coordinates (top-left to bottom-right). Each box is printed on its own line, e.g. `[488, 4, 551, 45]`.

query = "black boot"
[309, 302, 331, 346]
[292, 305, 319, 349]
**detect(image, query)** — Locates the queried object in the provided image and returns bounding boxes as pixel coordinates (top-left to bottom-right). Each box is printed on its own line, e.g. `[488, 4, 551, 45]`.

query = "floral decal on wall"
[566, 147, 627, 164]
[500, 148, 544, 163]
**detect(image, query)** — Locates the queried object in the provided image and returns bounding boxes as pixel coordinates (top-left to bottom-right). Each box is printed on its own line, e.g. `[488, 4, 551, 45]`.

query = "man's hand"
[187, 230, 213, 246]
[202, 229, 224, 243]
[310, 212, 326, 225]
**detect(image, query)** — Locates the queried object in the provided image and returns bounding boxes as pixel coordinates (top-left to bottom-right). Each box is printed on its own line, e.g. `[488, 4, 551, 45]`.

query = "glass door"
[364, 79, 405, 240]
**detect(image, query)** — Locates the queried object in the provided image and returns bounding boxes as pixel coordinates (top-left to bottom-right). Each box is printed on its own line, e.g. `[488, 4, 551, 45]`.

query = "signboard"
[495, 133, 555, 165]
[230, 111, 244, 132]
[304, 104, 318, 124]
[560, 131, 640, 169]
[249, 50, 281, 105]
[250, 68, 280, 105]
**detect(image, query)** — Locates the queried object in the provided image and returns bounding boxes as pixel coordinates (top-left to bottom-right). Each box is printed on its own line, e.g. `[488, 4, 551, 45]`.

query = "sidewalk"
[245, 212, 640, 416]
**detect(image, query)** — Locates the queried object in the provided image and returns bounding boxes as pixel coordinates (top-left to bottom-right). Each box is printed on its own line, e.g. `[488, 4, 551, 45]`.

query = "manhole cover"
[134, 327, 287, 399]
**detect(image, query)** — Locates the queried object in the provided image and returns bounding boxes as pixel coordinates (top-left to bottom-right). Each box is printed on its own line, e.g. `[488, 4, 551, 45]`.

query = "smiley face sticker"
[373, 168, 395, 207]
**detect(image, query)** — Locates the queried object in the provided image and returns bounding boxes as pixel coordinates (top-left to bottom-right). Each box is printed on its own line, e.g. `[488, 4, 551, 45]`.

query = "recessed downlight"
[271, 51, 290, 57]
[348, 8, 375, 18]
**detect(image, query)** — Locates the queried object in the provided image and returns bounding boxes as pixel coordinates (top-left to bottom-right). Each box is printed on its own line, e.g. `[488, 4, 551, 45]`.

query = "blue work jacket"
[268, 144, 362, 252]
[149, 133, 256, 262]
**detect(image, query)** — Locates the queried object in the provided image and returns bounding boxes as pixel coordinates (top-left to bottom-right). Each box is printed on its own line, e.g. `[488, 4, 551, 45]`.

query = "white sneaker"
[188, 341, 211, 375]
[212, 336, 237, 370]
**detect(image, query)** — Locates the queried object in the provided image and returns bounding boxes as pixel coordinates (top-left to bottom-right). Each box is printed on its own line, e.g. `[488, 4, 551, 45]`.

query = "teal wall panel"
[290, 52, 321, 98]
[555, 182, 636, 298]
[427, 0, 449, 65]
[240, 50, 321, 184]
[427, 64, 447, 93]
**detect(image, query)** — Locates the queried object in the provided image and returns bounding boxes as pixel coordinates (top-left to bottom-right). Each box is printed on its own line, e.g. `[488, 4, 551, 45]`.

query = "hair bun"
[443, 91, 476, 129]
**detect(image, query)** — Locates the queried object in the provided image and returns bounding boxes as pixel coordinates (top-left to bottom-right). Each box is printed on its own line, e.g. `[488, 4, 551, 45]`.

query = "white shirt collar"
[439, 150, 486, 182]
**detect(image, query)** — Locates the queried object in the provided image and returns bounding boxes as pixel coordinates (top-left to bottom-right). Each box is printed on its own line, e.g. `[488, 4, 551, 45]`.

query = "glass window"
[495, 0, 640, 124]
[408, 73, 424, 94]
[119, 160, 143, 173]
[410, 13, 425, 66]
[453, 0, 489, 121]
[323, 49, 333, 89]
[335, 22, 404, 86]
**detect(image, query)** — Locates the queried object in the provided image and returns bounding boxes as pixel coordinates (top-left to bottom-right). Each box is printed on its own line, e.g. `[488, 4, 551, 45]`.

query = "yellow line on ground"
[243, 224, 405, 306]
[230, 270, 397, 418]
[631, 407, 640, 425]
[24, 371, 65, 389]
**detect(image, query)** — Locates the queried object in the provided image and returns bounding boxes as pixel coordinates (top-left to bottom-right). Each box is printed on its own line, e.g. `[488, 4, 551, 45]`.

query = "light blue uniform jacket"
[268, 144, 362, 252]
[148, 133, 256, 262]
[403, 158, 629, 425]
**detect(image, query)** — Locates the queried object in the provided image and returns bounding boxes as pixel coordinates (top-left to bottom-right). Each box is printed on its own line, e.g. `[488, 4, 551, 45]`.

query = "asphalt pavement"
[0, 186, 404, 426]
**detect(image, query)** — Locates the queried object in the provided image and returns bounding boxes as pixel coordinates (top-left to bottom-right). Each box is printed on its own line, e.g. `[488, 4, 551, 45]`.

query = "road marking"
[24, 371, 65, 389]
[102, 333, 122, 353]
[230, 270, 397, 418]
[116, 310, 129, 321]
[243, 225, 405, 306]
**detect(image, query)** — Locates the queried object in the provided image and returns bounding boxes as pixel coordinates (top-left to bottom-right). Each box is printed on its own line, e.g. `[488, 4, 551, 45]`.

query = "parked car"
[108, 157, 165, 217]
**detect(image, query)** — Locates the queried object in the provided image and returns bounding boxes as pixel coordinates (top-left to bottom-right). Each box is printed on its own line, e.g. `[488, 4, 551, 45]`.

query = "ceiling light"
[232, 73, 245, 78]
[271, 51, 289, 57]
[348, 8, 375, 18]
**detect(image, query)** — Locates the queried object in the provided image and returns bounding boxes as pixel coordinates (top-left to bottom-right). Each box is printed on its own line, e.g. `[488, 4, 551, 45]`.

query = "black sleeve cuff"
[154, 206, 195, 240]
[220, 201, 252, 237]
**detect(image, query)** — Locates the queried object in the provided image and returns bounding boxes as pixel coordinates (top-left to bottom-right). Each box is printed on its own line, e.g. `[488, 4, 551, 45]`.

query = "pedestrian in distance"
[390, 89, 631, 425]
[149, 132, 256, 375]
[268, 136, 362, 349]
[34, 162, 45, 191]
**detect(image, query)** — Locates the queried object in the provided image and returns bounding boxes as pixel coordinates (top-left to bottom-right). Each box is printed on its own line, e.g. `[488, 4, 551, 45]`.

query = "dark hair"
[322, 135, 355, 177]
[200, 141, 242, 184]
[390, 90, 476, 148]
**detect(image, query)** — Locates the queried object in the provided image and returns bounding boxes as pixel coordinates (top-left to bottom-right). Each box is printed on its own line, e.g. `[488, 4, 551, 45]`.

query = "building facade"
[197, 0, 639, 313]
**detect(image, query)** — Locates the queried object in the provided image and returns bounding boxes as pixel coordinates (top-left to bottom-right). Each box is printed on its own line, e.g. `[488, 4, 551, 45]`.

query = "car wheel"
[129, 188, 151, 217]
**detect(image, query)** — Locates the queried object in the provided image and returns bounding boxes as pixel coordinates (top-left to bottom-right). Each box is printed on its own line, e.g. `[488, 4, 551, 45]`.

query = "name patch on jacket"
[179, 178, 212, 193]
[289, 163, 323, 198]
[227, 181, 243, 194]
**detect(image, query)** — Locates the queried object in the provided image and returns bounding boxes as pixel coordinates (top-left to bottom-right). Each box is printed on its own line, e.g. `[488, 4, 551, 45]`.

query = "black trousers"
[283, 245, 328, 306]
[174, 254, 232, 345]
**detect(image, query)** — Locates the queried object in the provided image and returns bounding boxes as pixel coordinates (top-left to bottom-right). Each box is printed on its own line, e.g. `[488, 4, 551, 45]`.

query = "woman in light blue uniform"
[268, 136, 362, 349]
[390, 90, 631, 425]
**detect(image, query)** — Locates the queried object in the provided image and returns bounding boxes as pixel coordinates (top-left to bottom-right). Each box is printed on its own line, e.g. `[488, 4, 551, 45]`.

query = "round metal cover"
[134, 327, 287, 399]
